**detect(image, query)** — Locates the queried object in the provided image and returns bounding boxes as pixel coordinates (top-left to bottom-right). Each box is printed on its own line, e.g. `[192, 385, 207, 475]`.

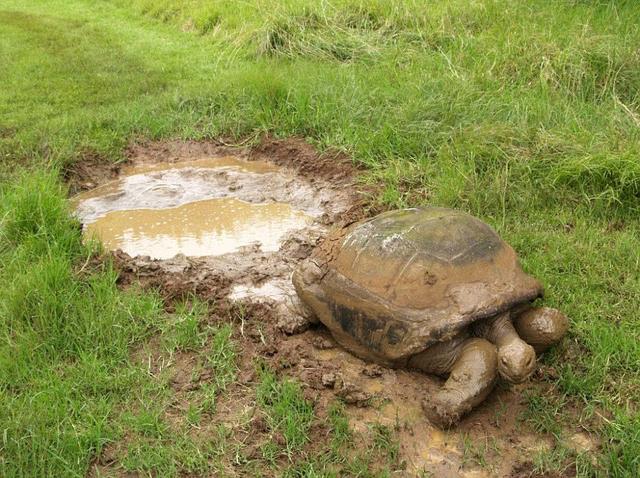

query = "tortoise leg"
[513, 307, 569, 354]
[409, 336, 498, 428]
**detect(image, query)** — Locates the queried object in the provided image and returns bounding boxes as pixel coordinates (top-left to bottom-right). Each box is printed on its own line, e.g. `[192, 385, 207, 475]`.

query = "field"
[1, 0, 639, 476]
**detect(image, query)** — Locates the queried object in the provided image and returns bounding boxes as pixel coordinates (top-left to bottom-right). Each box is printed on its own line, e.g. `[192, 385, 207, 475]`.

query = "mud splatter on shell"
[294, 208, 543, 364]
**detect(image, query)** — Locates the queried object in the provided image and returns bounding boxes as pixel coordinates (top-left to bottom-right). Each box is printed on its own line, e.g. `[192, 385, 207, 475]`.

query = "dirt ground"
[70, 138, 587, 477]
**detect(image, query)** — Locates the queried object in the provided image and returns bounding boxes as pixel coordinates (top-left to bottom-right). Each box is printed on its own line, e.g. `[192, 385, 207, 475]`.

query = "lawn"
[1, 0, 639, 476]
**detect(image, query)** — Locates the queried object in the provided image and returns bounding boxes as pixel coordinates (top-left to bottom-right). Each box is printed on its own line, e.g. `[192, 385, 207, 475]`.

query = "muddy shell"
[293, 207, 543, 365]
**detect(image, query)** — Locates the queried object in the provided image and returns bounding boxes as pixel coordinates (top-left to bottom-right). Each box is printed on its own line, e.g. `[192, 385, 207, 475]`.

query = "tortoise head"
[475, 311, 537, 384]
[497, 336, 536, 383]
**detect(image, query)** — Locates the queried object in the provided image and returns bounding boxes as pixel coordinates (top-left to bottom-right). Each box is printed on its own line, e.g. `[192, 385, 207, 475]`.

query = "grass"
[0, 0, 639, 476]
[370, 423, 400, 465]
[256, 364, 315, 460]
[201, 323, 238, 413]
[0, 173, 164, 476]
[279, 401, 403, 478]
[161, 299, 208, 352]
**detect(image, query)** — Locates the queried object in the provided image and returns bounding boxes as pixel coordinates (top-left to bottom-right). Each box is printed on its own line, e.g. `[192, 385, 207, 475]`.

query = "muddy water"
[72, 158, 317, 222]
[73, 157, 272, 205]
[84, 197, 312, 259]
[74, 157, 316, 259]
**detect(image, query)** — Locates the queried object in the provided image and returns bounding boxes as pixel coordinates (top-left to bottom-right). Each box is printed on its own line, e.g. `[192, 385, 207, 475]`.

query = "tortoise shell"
[294, 207, 543, 364]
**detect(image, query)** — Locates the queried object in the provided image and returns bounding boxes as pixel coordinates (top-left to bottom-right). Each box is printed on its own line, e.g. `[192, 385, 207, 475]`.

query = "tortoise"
[292, 207, 568, 427]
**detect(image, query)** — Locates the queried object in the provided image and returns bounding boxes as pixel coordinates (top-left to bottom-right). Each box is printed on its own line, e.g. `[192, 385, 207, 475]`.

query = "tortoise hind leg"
[513, 307, 569, 354]
[410, 337, 498, 428]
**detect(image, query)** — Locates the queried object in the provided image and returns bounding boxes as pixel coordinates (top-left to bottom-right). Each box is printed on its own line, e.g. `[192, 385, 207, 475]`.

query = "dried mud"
[72, 138, 572, 477]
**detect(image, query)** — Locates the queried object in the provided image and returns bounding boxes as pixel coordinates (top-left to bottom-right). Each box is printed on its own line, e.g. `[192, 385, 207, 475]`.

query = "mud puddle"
[72, 142, 358, 320]
[73, 156, 335, 260]
[84, 198, 312, 259]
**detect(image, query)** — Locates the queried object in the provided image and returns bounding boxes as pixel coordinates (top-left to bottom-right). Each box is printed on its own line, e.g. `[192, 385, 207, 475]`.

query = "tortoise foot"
[421, 394, 463, 429]
[422, 338, 498, 428]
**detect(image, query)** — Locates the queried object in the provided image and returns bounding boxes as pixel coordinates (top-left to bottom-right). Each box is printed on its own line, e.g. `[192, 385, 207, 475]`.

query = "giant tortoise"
[292, 207, 568, 427]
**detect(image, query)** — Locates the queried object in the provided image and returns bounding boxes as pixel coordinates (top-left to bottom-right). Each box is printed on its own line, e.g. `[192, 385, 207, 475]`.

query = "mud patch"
[279, 330, 558, 477]
[73, 156, 332, 223]
[71, 138, 362, 309]
[229, 280, 290, 302]
[73, 149, 351, 260]
[71, 139, 559, 477]
[64, 149, 123, 195]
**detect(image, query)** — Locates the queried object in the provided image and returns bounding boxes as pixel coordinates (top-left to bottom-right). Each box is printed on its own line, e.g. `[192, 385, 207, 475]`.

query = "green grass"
[0, 173, 164, 476]
[1, 0, 640, 475]
[280, 401, 403, 478]
[161, 299, 209, 352]
[370, 423, 400, 465]
[256, 364, 315, 459]
[201, 323, 238, 413]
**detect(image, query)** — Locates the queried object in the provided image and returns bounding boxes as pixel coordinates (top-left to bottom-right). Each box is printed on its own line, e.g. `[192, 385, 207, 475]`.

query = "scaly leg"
[409, 336, 498, 428]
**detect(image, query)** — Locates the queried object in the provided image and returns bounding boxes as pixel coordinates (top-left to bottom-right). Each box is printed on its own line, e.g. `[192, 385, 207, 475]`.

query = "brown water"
[85, 197, 312, 259]
[75, 157, 316, 259]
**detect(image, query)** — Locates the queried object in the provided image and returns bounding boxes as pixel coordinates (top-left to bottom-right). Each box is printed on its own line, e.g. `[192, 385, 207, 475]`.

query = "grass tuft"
[256, 364, 314, 458]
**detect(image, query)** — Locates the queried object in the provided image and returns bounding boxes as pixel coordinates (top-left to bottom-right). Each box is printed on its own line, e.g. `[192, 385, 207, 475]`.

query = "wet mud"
[73, 156, 333, 224]
[72, 139, 568, 477]
[280, 330, 563, 477]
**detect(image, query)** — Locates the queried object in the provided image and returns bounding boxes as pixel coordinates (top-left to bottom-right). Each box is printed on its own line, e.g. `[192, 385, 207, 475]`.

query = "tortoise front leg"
[513, 307, 569, 354]
[409, 336, 498, 428]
